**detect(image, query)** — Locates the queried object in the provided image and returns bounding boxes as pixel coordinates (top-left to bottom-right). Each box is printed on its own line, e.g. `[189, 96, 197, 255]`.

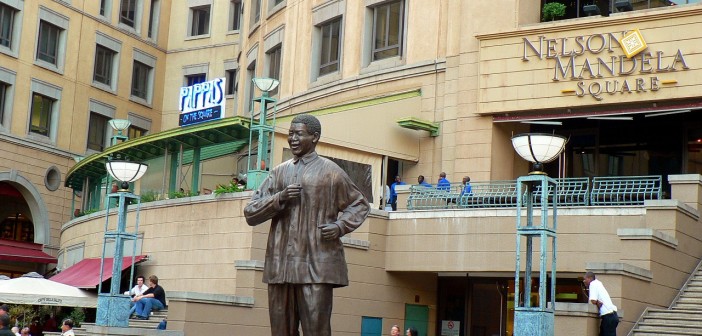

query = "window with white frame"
[120, 0, 137, 27]
[189, 5, 210, 36]
[371, 0, 403, 61]
[119, 0, 142, 33]
[130, 49, 156, 104]
[147, 0, 159, 39]
[225, 68, 237, 95]
[0, 0, 22, 58]
[0, 3, 14, 48]
[229, 0, 241, 31]
[128, 112, 151, 139]
[30, 93, 54, 137]
[87, 113, 109, 151]
[319, 18, 341, 76]
[131, 61, 150, 99]
[35, 7, 69, 73]
[87, 99, 115, 151]
[266, 45, 281, 96]
[29, 79, 62, 141]
[0, 67, 15, 130]
[250, 0, 261, 27]
[0, 83, 6, 127]
[93, 32, 122, 92]
[99, 0, 112, 18]
[246, 61, 256, 113]
[186, 73, 206, 86]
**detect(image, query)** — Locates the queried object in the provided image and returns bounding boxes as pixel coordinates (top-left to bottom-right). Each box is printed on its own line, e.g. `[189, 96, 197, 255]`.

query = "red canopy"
[50, 255, 147, 288]
[0, 239, 57, 264]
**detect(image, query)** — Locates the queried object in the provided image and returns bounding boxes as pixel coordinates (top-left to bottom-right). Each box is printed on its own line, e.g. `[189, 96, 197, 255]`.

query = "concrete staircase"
[44, 310, 169, 336]
[629, 263, 702, 335]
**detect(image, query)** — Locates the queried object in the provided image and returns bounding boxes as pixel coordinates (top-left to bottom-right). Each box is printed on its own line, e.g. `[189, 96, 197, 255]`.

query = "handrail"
[407, 175, 663, 210]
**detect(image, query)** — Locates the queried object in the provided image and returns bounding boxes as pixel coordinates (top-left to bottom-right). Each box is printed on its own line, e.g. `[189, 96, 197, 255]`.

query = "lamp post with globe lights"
[95, 160, 147, 327]
[510, 133, 567, 336]
[246, 78, 279, 190]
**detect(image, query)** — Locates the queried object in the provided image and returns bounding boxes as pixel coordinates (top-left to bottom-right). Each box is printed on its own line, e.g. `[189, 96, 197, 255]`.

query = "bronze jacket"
[244, 152, 370, 286]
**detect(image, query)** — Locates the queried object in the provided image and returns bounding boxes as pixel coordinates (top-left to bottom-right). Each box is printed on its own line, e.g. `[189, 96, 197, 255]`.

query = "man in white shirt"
[584, 271, 618, 336]
[125, 276, 148, 317]
[60, 319, 75, 336]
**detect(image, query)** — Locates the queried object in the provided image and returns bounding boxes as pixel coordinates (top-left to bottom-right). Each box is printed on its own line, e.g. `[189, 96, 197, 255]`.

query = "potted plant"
[542, 2, 567, 21]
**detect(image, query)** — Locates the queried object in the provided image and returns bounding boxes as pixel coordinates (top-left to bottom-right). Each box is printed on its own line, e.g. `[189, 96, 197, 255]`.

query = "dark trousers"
[268, 283, 333, 336]
[599, 311, 618, 336]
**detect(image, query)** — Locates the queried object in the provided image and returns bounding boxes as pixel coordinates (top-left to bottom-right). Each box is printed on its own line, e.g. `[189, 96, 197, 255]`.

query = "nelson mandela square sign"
[179, 77, 226, 126]
[521, 29, 690, 101]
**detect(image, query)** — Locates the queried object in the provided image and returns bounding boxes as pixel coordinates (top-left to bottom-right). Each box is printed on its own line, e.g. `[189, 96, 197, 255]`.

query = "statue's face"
[288, 123, 319, 157]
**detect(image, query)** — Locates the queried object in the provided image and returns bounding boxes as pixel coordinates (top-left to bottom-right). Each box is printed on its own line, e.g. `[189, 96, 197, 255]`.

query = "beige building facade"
[3, 0, 702, 335]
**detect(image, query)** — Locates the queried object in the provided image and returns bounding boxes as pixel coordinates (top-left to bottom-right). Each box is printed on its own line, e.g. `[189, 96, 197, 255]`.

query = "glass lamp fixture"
[108, 119, 132, 135]
[511, 133, 567, 175]
[252, 77, 280, 93]
[105, 160, 148, 191]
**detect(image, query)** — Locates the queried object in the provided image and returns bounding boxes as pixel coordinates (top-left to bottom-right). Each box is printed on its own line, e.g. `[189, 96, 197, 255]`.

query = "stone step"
[641, 318, 702, 327]
[632, 331, 702, 336]
[635, 323, 702, 334]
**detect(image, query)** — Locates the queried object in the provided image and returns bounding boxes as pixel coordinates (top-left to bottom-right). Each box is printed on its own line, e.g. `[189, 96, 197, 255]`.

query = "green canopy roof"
[65, 117, 251, 191]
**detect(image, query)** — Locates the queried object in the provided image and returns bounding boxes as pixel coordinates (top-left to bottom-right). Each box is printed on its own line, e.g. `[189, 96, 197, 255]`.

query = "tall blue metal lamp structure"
[511, 133, 566, 336]
[96, 160, 147, 327]
[246, 78, 279, 190]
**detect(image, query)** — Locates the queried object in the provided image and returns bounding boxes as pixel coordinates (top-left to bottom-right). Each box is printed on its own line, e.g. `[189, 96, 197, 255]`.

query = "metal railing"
[406, 175, 662, 210]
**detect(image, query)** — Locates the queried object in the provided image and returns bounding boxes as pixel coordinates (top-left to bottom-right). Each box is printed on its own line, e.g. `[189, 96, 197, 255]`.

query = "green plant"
[168, 190, 199, 199]
[214, 181, 245, 195]
[66, 307, 86, 327]
[140, 190, 160, 203]
[8, 305, 40, 328]
[542, 2, 567, 21]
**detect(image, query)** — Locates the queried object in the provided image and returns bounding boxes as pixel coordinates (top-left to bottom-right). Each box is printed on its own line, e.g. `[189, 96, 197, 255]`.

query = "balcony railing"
[407, 175, 662, 210]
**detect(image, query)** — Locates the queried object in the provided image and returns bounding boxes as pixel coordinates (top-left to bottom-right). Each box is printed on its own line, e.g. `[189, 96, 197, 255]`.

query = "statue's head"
[289, 114, 321, 157]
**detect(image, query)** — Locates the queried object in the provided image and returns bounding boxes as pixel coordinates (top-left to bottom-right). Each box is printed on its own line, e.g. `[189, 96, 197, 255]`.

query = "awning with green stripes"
[65, 117, 251, 191]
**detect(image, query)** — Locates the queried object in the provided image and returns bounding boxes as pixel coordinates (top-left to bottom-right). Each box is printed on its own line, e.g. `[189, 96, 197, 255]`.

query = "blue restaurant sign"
[178, 77, 226, 127]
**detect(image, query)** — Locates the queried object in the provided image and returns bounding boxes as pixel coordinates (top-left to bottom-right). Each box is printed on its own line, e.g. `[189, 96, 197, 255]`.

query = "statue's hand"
[319, 224, 341, 240]
[279, 183, 302, 202]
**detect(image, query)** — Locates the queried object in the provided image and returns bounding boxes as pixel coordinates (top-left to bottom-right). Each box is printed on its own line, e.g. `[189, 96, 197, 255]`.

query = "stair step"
[636, 323, 702, 334]
[633, 331, 702, 336]
[641, 318, 702, 327]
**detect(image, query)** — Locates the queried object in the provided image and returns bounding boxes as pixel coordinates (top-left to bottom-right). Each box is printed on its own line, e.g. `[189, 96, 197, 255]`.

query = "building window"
[226, 69, 238, 95]
[251, 0, 261, 26]
[128, 125, 146, 139]
[37, 21, 61, 65]
[147, 0, 159, 39]
[0, 83, 5, 126]
[30, 93, 54, 137]
[87, 113, 109, 151]
[120, 0, 137, 27]
[266, 46, 281, 96]
[189, 5, 210, 36]
[0, 3, 15, 48]
[93, 45, 115, 86]
[246, 61, 256, 112]
[372, 0, 403, 61]
[319, 18, 341, 76]
[185, 73, 206, 86]
[229, 0, 241, 31]
[131, 61, 151, 100]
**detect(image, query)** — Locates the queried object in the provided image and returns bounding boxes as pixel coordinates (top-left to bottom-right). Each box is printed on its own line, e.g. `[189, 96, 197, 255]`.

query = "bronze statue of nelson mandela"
[244, 114, 370, 336]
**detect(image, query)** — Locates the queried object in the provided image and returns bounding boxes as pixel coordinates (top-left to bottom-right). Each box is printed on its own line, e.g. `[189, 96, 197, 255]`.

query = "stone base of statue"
[96, 294, 131, 327]
[514, 307, 554, 336]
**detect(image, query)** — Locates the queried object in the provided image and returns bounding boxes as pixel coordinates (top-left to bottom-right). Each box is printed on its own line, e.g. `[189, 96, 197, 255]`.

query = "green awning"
[65, 117, 251, 191]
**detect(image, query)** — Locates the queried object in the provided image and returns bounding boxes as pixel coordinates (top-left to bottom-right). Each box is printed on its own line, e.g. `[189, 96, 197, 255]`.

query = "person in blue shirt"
[417, 175, 432, 187]
[437, 172, 451, 191]
[460, 176, 472, 196]
[389, 175, 406, 211]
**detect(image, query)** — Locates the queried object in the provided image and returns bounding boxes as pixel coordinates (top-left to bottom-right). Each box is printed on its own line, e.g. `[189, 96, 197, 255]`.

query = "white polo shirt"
[588, 279, 617, 316]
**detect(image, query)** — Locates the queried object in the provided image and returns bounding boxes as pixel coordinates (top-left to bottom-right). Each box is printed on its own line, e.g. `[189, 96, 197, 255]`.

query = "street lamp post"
[96, 160, 148, 327]
[246, 78, 279, 190]
[511, 133, 567, 336]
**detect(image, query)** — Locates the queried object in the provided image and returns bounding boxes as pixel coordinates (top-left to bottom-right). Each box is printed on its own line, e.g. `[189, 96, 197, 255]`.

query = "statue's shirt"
[244, 152, 370, 286]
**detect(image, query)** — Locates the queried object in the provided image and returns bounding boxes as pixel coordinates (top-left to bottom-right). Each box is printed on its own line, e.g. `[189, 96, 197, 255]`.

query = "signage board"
[178, 77, 226, 127]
